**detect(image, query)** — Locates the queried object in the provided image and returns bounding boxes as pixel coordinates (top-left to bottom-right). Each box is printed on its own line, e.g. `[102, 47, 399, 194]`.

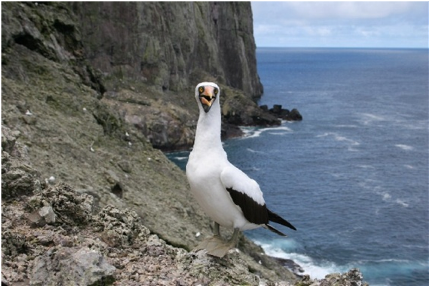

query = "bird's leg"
[228, 228, 240, 247]
[213, 221, 221, 237]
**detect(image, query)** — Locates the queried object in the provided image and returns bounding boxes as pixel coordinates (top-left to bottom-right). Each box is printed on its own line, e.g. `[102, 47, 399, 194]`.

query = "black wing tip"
[267, 209, 297, 231]
[266, 224, 288, 236]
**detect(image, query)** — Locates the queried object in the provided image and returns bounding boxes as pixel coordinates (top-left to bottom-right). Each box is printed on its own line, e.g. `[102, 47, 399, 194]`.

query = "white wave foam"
[240, 126, 292, 139]
[335, 136, 359, 146]
[316, 133, 327, 138]
[357, 113, 386, 125]
[249, 166, 261, 171]
[375, 190, 409, 207]
[357, 165, 375, 169]
[395, 144, 414, 151]
[360, 180, 411, 208]
[269, 131, 290, 136]
[376, 258, 410, 263]
[246, 148, 266, 154]
[360, 113, 385, 121]
[254, 240, 343, 280]
[382, 192, 391, 201]
[316, 132, 360, 151]
[239, 126, 256, 138]
[316, 132, 359, 145]
[334, 124, 358, 128]
[395, 199, 409, 207]
[174, 156, 188, 161]
[246, 130, 264, 139]
[399, 121, 428, 130]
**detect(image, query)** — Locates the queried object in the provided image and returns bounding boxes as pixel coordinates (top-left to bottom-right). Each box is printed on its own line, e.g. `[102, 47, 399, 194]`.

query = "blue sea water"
[167, 48, 429, 286]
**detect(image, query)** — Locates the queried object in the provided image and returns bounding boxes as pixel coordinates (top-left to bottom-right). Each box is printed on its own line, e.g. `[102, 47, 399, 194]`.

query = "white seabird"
[186, 82, 296, 258]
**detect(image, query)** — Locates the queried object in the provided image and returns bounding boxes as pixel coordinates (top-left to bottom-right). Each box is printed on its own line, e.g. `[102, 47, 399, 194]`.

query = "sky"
[251, 1, 429, 48]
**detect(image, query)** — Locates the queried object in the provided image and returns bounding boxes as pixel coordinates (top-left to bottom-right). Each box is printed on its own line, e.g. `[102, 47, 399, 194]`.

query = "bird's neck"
[193, 104, 224, 152]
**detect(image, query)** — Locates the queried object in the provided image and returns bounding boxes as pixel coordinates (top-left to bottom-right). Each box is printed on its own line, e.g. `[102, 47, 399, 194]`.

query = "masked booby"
[186, 82, 296, 258]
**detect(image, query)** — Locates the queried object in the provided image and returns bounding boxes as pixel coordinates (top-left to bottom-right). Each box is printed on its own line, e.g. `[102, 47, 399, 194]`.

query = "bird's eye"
[198, 87, 204, 93]
[214, 88, 218, 95]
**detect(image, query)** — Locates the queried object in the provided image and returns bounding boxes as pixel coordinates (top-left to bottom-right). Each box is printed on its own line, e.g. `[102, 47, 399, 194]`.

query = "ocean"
[167, 48, 429, 286]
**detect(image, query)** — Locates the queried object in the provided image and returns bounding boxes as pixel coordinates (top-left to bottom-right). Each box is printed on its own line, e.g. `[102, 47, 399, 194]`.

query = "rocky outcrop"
[261, 104, 303, 121]
[295, 269, 368, 286]
[1, 177, 282, 286]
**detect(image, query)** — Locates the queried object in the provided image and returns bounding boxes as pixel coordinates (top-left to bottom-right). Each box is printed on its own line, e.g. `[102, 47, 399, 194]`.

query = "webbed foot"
[193, 225, 240, 258]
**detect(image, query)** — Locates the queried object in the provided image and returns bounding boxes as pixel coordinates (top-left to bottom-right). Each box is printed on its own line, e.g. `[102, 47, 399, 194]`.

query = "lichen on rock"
[93, 205, 150, 247]
[295, 268, 368, 286]
[26, 183, 94, 226]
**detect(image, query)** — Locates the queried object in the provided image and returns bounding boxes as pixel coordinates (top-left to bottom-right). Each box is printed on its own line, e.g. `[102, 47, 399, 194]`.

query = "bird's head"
[195, 82, 220, 113]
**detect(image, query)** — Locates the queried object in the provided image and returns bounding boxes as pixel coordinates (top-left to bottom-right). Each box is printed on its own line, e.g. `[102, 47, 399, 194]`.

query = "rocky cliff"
[1, 2, 365, 286]
[3, 2, 277, 151]
[72, 2, 263, 96]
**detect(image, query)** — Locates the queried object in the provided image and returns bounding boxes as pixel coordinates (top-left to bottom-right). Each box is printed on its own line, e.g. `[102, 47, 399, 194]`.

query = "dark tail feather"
[266, 224, 287, 236]
[268, 209, 297, 231]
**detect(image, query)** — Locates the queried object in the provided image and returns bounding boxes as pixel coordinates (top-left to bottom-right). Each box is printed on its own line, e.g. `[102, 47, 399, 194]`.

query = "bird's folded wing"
[220, 165, 265, 204]
[220, 165, 268, 224]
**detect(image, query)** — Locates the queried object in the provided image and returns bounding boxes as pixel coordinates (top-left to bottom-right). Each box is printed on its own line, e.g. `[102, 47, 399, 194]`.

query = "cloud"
[251, 1, 429, 48]
[285, 2, 415, 20]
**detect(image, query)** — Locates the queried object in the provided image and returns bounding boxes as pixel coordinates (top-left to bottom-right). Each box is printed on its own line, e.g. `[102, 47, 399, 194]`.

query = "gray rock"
[1, 127, 40, 200]
[295, 268, 368, 286]
[38, 206, 56, 224]
[30, 247, 115, 286]
[288, 108, 303, 121]
[1, 126, 20, 154]
[2, 231, 27, 258]
[26, 183, 93, 226]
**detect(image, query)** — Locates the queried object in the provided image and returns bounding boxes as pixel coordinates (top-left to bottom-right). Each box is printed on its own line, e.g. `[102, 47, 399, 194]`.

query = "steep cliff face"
[72, 2, 263, 96]
[2, 2, 276, 151]
[68, 2, 274, 150]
